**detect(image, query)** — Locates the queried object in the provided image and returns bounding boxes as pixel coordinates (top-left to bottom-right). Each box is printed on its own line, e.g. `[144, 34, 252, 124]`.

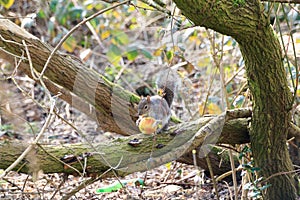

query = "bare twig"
[22, 40, 39, 80]
[262, 169, 300, 183]
[49, 174, 68, 200]
[138, 0, 171, 15]
[205, 155, 220, 200]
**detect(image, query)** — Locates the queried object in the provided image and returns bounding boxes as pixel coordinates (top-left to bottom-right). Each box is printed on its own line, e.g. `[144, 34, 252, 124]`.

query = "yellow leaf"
[197, 56, 211, 68]
[183, 62, 195, 73]
[297, 88, 300, 97]
[86, 4, 93, 10]
[1, 0, 14, 9]
[198, 103, 205, 115]
[165, 162, 172, 170]
[129, 24, 139, 30]
[101, 30, 110, 40]
[177, 70, 186, 78]
[99, 24, 105, 29]
[189, 35, 201, 46]
[199, 102, 222, 115]
[62, 36, 77, 53]
[137, 1, 153, 10]
[207, 102, 222, 114]
[154, 44, 166, 56]
[113, 10, 120, 19]
[128, 5, 135, 12]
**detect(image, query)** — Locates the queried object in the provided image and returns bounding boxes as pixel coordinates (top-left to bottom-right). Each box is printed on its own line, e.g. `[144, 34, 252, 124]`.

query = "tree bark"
[173, 0, 297, 199]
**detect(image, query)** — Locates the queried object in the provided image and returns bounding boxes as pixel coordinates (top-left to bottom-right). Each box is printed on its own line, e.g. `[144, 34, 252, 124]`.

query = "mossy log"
[0, 116, 250, 177]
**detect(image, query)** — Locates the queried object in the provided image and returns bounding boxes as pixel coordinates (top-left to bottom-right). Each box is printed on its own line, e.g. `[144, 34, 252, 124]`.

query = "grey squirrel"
[136, 69, 179, 133]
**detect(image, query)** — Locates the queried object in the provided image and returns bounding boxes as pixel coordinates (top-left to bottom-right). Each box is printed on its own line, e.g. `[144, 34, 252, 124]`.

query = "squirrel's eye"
[144, 105, 148, 110]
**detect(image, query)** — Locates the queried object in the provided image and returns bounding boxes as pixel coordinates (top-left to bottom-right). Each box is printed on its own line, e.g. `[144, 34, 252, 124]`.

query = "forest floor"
[0, 164, 234, 200]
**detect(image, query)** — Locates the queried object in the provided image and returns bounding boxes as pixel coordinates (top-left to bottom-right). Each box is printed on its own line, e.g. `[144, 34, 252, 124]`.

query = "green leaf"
[242, 164, 252, 169]
[0, 0, 14, 9]
[241, 145, 250, 153]
[166, 50, 173, 61]
[55, 1, 70, 25]
[250, 167, 261, 173]
[49, 0, 58, 12]
[107, 44, 122, 65]
[38, 9, 47, 19]
[126, 46, 139, 61]
[89, 18, 99, 28]
[141, 49, 153, 59]
[69, 6, 84, 19]
[96, 182, 122, 193]
[96, 178, 144, 193]
[260, 184, 271, 191]
[111, 31, 129, 45]
[127, 50, 138, 61]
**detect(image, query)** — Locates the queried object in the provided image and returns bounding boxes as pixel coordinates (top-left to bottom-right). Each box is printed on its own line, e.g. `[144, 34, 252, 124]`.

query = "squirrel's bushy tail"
[156, 67, 180, 107]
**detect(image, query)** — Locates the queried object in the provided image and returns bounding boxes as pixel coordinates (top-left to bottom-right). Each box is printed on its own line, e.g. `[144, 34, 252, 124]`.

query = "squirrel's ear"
[146, 96, 151, 102]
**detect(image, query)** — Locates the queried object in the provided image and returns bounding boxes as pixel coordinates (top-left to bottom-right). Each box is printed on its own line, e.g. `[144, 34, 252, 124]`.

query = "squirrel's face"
[137, 96, 151, 116]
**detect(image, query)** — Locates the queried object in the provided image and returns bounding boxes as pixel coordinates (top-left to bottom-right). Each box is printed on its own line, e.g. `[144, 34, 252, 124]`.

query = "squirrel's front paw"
[136, 116, 142, 127]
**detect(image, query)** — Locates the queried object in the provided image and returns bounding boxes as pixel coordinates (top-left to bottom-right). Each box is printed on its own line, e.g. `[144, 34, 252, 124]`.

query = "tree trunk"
[240, 30, 296, 200]
[173, 0, 297, 199]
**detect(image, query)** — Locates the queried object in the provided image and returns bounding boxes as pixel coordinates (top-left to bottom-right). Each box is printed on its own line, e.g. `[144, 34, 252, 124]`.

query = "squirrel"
[136, 69, 178, 134]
